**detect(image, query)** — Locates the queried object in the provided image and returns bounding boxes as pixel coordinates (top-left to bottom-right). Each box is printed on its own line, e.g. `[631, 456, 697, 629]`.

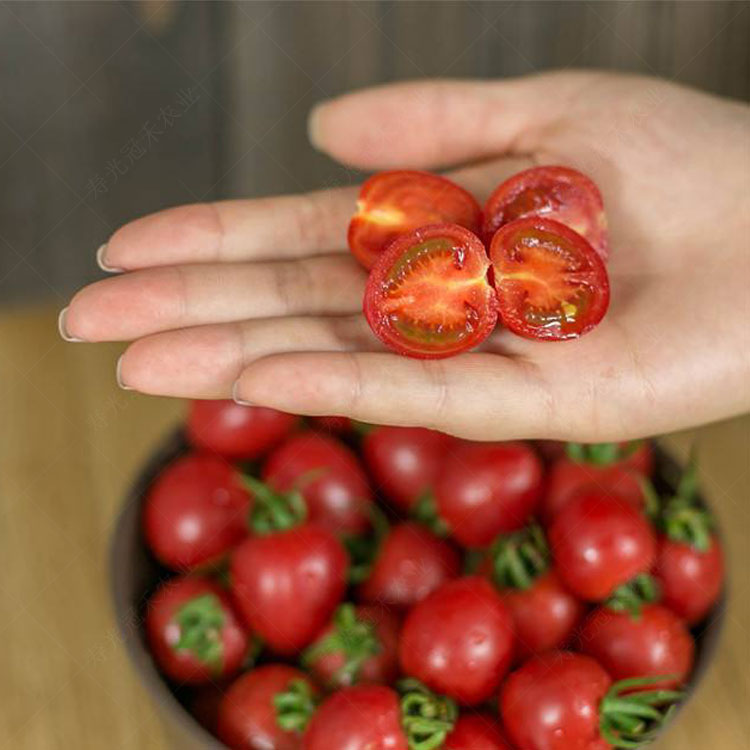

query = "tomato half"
[348, 170, 482, 269]
[489, 217, 609, 341]
[483, 166, 609, 260]
[364, 223, 498, 359]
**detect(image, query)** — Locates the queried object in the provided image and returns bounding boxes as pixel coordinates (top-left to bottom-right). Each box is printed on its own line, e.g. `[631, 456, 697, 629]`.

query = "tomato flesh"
[483, 166, 609, 260]
[490, 217, 609, 340]
[364, 224, 497, 358]
[349, 170, 482, 269]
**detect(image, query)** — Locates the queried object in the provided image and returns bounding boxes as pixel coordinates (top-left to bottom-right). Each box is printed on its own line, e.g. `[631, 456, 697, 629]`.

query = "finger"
[233, 352, 552, 440]
[65, 256, 366, 342]
[118, 315, 378, 398]
[308, 71, 594, 169]
[100, 185, 358, 271]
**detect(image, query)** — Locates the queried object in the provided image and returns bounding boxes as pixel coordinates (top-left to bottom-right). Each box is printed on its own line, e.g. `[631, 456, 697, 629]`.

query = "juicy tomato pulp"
[364, 224, 497, 358]
[348, 170, 482, 269]
[489, 217, 610, 341]
[483, 166, 609, 260]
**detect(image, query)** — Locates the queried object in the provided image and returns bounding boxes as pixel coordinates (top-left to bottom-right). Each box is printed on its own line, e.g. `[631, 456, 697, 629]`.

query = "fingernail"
[58, 307, 84, 342]
[232, 380, 253, 406]
[116, 355, 133, 391]
[307, 101, 329, 150]
[97, 243, 123, 273]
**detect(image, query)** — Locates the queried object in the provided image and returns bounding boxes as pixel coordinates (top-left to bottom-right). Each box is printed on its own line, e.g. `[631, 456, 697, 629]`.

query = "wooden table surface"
[1, 305, 747, 749]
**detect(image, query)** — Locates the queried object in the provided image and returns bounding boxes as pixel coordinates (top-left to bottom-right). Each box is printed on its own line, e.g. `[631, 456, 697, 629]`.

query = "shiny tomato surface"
[445, 715, 513, 750]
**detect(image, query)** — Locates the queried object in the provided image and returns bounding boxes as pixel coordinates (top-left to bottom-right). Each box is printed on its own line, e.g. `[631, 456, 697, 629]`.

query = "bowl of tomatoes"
[111, 401, 726, 750]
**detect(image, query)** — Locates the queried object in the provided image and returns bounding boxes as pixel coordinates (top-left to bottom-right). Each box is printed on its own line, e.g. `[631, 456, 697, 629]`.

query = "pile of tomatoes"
[141, 400, 724, 750]
[350, 167, 611, 358]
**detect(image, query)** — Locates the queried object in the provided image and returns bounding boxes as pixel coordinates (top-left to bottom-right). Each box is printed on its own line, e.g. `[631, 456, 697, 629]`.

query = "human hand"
[62, 71, 750, 441]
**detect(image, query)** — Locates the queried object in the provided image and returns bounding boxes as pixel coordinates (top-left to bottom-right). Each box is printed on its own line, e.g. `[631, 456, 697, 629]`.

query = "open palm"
[63, 71, 750, 441]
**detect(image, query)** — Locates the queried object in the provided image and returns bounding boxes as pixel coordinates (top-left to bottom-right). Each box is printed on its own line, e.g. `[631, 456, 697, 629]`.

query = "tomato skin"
[303, 684, 408, 750]
[230, 524, 348, 654]
[549, 490, 657, 601]
[435, 441, 543, 547]
[483, 166, 609, 260]
[358, 522, 461, 609]
[653, 534, 724, 625]
[217, 664, 314, 750]
[577, 604, 695, 690]
[143, 453, 251, 570]
[499, 570, 587, 661]
[500, 651, 611, 750]
[187, 400, 296, 460]
[363, 223, 498, 359]
[264, 432, 373, 535]
[489, 216, 610, 341]
[348, 170, 482, 270]
[362, 426, 456, 512]
[305, 604, 400, 690]
[145, 577, 248, 685]
[445, 715, 513, 749]
[399, 576, 515, 705]
[310, 416, 352, 434]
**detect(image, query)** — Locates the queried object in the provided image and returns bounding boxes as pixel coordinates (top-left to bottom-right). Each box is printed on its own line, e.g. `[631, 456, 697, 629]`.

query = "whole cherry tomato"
[231, 524, 348, 654]
[435, 441, 543, 548]
[549, 490, 656, 601]
[145, 577, 248, 685]
[577, 604, 695, 690]
[302, 603, 400, 690]
[399, 576, 514, 705]
[143, 453, 251, 570]
[264, 432, 373, 535]
[187, 400, 296, 460]
[362, 426, 456, 513]
[217, 664, 316, 750]
[445, 715, 513, 750]
[358, 522, 461, 609]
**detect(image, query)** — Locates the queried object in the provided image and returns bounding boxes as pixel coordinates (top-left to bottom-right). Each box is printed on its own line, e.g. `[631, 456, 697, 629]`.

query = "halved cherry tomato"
[445, 715, 513, 750]
[187, 400, 297, 460]
[145, 577, 248, 685]
[143, 453, 251, 571]
[364, 223, 498, 359]
[348, 170, 482, 270]
[489, 216, 610, 341]
[483, 166, 609, 260]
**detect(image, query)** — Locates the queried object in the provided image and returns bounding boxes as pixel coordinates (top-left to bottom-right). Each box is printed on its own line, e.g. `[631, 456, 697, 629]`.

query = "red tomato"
[310, 416, 352, 434]
[362, 426, 456, 512]
[145, 577, 248, 685]
[358, 522, 461, 609]
[187, 400, 296, 460]
[217, 664, 315, 750]
[399, 577, 514, 705]
[549, 490, 656, 600]
[500, 651, 612, 750]
[577, 604, 695, 690]
[231, 524, 348, 654]
[143, 453, 251, 570]
[435, 441, 543, 547]
[483, 166, 609, 260]
[363, 223, 498, 359]
[445, 715, 513, 750]
[264, 432, 373, 535]
[303, 685, 408, 750]
[489, 216, 610, 341]
[348, 170, 482, 270]
[303, 603, 400, 689]
[654, 533, 724, 625]
[499, 570, 587, 661]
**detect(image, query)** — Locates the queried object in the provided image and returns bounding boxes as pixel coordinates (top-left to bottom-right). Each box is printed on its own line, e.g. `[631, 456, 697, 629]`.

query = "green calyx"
[606, 574, 660, 617]
[398, 679, 458, 750]
[344, 504, 390, 585]
[599, 675, 684, 748]
[566, 441, 642, 466]
[488, 523, 549, 590]
[302, 604, 381, 687]
[242, 474, 307, 534]
[274, 679, 317, 733]
[174, 593, 225, 669]
[411, 491, 449, 537]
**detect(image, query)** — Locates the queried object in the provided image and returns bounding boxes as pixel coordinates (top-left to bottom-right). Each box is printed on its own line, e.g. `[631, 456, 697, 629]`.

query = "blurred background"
[0, 1, 748, 748]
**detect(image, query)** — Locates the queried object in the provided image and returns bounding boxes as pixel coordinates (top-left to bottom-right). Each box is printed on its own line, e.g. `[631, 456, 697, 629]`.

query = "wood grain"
[0, 305, 747, 748]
